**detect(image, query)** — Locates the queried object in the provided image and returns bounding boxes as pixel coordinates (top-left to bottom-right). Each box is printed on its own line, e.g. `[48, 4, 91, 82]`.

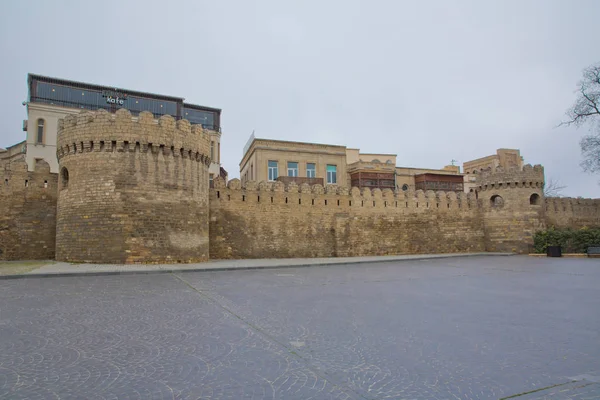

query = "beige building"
[240, 136, 468, 192]
[240, 137, 348, 187]
[17, 74, 224, 177]
[25, 102, 81, 172]
[463, 148, 523, 175]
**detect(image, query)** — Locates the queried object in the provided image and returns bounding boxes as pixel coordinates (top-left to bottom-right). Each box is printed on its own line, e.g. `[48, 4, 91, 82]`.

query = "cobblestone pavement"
[0, 256, 599, 399]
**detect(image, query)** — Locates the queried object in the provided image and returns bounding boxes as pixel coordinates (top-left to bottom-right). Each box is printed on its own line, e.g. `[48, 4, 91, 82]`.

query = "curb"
[0, 253, 515, 280]
[528, 253, 590, 258]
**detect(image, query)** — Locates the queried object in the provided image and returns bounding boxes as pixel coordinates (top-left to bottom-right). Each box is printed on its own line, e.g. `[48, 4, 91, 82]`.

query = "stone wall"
[209, 164, 554, 258]
[55, 109, 211, 264]
[0, 159, 57, 260]
[475, 165, 546, 253]
[209, 179, 486, 259]
[545, 197, 600, 229]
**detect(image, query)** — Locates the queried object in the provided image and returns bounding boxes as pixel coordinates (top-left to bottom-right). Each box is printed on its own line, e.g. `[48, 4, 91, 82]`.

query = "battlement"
[1, 159, 56, 195]
[474, 164, 545, 191]
[57, 109, 211, 165]
[545, 196, 600, 213]
[213, 178, 479, 210]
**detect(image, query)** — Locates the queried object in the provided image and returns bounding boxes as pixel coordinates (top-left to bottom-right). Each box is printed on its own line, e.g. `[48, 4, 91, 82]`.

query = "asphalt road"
[1, 256, 599, 399]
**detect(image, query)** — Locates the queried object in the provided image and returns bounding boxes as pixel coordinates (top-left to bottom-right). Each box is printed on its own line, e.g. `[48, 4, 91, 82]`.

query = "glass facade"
[184, 107, 217, 130]
[29, 76, 220, 131]
[34, 82, 178, 117]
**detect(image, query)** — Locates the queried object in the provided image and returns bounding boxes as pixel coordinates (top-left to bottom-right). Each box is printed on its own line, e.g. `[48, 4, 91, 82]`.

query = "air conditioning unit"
[22, 120, 28, 131]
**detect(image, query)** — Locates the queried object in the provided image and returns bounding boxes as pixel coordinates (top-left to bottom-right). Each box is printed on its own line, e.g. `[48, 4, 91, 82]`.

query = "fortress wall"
[0, 159, 58, 260]
[55, 109, 211, 264]
[545, 197, 600, 229]
[475, 164, 546, 253]
[209, 180, 486, 259]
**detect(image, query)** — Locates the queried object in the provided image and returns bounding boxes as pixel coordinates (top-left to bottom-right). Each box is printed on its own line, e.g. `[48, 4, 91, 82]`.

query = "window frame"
[287, 161, 299, 177]
[326, 164, 337, 184]
[306, 162, 316, 178]
[268, 160, 279, 181]
[36, 118, 45, 144]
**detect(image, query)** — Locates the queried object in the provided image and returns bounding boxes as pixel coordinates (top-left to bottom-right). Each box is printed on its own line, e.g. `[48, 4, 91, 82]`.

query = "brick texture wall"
[209, 165, 553, 258]
[0, 159, 57, 260]
[209, 179, 486, 259]
[545, 197, 600, 229]
[55, 109, 211, 264]
[476, 165, 546, 253]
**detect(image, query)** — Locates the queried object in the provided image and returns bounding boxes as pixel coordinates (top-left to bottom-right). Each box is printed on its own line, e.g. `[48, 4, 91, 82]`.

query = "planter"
[547, 246, 562, 258]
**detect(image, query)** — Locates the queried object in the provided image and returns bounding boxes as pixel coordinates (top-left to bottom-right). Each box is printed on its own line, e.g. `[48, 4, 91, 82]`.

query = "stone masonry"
[55, 109, 211, 264]
[0, 159, 57, 260]
[1, 109, 600, 262]
[209, 164, 556, 258]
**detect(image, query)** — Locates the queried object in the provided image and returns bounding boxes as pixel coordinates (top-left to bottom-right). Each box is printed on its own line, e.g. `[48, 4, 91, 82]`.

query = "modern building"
[239, 136, 466, 192]
[18, 74, 225, 180]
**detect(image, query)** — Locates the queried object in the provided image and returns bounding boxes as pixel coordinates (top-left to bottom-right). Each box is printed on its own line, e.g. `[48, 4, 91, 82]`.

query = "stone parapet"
[474, 164, 545, 191]
[545, 196, 600, 228]
[57, 109, 211, 166]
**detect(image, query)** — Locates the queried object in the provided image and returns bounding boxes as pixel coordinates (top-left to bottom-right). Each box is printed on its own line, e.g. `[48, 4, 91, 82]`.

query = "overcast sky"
[1, 0, 599, 197]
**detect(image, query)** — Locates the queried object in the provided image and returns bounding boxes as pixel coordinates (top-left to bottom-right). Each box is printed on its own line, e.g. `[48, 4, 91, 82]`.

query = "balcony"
[350, 172, 395, 190]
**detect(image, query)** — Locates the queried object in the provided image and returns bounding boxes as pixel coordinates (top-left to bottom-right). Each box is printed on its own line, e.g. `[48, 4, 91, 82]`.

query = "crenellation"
[3, 105, 598, 262]
[545, 196, 600, 228]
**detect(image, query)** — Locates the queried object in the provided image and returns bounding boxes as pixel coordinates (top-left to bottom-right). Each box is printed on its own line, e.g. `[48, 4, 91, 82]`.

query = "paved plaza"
[0, 256, 599, 399]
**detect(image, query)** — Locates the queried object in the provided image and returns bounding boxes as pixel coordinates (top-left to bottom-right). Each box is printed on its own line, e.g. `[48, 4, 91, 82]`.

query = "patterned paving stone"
[0, 256, 599, 399]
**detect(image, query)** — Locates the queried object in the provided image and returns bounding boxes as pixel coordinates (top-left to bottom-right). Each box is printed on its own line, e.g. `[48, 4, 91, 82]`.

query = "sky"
[1, 0, 599, 197]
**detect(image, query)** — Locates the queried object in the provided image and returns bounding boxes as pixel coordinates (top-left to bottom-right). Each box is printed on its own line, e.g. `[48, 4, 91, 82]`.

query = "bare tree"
[543, 178, 567, 197]
[580, 126, 600, 173]
[561, 63, 600, 173]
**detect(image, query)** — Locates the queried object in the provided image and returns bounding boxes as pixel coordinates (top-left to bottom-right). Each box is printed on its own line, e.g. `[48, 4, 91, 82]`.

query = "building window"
[401, 184, 409, 191]
[268, 160, 278, 181]
[306, 163, 316, 178]
[217, 142, 220, 163]
[326, 165, 337, 184]
[210, 141, 215, 160]
[36, 119, 45, 144]
[287, 162, 298, 177]
[250, 164, 253, 180]
[209, 173, 214, 188]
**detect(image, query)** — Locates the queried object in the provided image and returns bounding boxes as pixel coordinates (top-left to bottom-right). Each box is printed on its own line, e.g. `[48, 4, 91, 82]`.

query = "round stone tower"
[475, 164, 546, 253]
[56, 109, 211, 264]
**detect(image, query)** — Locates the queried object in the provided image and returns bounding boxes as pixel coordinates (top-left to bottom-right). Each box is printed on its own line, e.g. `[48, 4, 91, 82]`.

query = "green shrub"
[533, 227, 600, 253]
